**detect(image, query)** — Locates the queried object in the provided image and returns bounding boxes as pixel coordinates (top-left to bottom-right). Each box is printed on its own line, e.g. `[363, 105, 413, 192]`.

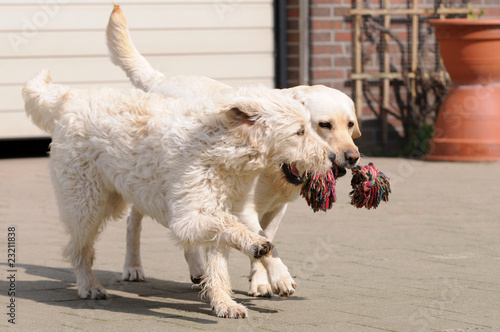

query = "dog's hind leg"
[52, 162, 127, 300]
[122, 207, 145, 281]
[202, 245, 247, 318]
[184, 247, 204, 284]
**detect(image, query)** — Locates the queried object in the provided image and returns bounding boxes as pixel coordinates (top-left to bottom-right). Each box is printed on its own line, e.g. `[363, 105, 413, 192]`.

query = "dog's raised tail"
[106, 5, 165, 91]
[22, 69, 69, 134]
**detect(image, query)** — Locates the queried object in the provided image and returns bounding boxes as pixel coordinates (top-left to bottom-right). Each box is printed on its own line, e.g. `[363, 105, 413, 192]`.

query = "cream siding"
[0, 0, 274, 138]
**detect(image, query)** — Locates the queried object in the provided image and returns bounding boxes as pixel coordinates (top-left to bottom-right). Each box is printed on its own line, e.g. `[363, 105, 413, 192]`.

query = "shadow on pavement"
[3, 263, 281, 323]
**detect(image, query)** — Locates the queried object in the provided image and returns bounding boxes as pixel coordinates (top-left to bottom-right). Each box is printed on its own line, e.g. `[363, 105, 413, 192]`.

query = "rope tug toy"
[300, 165, 339, 212]
[300, 162, 391, 212]
[349, 163, 391, 209]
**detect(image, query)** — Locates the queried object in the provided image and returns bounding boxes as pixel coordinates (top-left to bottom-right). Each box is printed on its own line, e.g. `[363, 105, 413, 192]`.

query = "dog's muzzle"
[282, 162, 304, 186]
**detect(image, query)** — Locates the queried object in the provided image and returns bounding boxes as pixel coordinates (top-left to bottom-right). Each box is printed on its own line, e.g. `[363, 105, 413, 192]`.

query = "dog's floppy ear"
[285, 85, 311, 106]
[226, 106, 258, 126]
[221, 102, 264, 145]
[351, 105, 362, 139]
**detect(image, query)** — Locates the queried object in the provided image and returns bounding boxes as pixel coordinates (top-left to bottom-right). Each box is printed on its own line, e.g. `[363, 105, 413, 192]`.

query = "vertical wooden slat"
[299, 0, 310, 85]
[411, 0, 418, 99]
[354, 0, 363, 128]
[348, 1, 473, 144]
[381, 0, 390, 148]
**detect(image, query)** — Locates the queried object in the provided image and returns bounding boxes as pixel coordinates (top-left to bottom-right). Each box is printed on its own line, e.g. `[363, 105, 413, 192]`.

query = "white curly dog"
[23, 69, 336, 318]
[106, 5, 362, 298]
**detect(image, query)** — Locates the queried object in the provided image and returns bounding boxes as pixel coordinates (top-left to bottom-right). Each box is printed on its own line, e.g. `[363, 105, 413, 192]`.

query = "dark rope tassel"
[349, 163, 391, 209]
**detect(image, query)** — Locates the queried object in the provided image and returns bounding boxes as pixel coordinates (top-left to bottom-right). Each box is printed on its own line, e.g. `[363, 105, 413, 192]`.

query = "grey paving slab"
[0, 157, 499, 331]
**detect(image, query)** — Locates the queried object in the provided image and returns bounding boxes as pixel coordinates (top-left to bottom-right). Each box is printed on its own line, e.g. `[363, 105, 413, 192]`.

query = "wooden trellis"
[350, 1, 475, 145]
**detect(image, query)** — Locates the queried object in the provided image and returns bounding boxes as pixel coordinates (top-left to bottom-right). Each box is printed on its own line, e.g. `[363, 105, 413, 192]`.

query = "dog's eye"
[319, 122, 332, 130]
[348, 121, 355, 128]
[296, 128, 305, 136]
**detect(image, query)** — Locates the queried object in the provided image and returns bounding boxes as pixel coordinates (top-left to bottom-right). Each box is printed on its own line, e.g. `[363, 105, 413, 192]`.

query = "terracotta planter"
[425, 18, 500, 161]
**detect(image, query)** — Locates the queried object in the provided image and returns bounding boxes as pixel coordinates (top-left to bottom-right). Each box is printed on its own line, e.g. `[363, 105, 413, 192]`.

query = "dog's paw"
[248, 283, 273, 298]
[122, 266, 145, 282]
[253, 240, 274, 259]
[212, 302, 248, 319]
[271, 275, 297, 298]
[78, 285, 108, 300]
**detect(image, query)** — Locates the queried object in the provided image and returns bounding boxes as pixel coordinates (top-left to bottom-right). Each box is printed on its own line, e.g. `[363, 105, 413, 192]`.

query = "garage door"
[0, 0, 274, 138]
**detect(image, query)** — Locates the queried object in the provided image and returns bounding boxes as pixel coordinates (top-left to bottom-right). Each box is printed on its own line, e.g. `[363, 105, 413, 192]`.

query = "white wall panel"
[0, 1, 274, 138]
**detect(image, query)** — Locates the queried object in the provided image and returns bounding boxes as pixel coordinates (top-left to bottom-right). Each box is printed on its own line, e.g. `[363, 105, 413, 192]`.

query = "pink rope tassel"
[300, 166, 338, 212]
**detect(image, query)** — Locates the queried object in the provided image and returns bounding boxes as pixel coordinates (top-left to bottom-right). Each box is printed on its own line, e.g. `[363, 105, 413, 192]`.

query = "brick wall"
[286, 0, 500, 156]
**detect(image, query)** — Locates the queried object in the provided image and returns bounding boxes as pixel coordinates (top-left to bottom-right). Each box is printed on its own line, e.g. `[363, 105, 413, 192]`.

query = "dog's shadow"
[3, 263, 283, 323]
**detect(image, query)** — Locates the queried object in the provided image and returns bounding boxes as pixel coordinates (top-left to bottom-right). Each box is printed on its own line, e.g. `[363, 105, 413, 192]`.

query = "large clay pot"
[426, 19, 500, 161]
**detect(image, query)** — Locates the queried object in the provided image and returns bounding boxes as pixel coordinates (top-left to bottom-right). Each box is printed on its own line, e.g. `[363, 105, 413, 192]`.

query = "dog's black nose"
[328, 152, 336, 165]
[345, 150, 360, 166]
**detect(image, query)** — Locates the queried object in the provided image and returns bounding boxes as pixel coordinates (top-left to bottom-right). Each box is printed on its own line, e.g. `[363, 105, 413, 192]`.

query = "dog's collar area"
[281, 163, 304, 186]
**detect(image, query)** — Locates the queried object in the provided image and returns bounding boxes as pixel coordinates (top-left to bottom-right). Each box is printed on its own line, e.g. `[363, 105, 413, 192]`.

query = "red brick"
[287, 45, 299, 55]
[287, 8, 299, 18]
[287, 19, 298, 30]
[311, 31, 332, 42]
[334, 56, 352, 67]
[364, 0, 381, 5]
[334, 31, 352, 42]
[342, 43, 352, 55]
[312, 69, 335, 79]
[311, 57, 332, 67]
[313, 69, 346, 80]
[333, 69, 346, 79]
[396, 31, 408, 41]
[330, 82, 350, 91]
[311, 7, 331, 17]
[388, 44, 402, 53]
[333, 7, 350, 16]
[312, 20, 336, 30]
[313, 0, 341, 3]
[312, 44, 342, 55]
[316, 19, 343, 30]
[287, 57, 299, 67]
[287, 32, 299, 43]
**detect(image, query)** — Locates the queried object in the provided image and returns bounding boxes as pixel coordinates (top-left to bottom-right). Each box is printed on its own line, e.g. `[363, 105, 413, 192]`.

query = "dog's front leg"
[249, 251, 296, 298]
[248, 258, 272, 297]
[248, 204, 296, 298]
[260, 249, 296, 298]
[240, 209, 274, 297]
[202, 245, 247, 318]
